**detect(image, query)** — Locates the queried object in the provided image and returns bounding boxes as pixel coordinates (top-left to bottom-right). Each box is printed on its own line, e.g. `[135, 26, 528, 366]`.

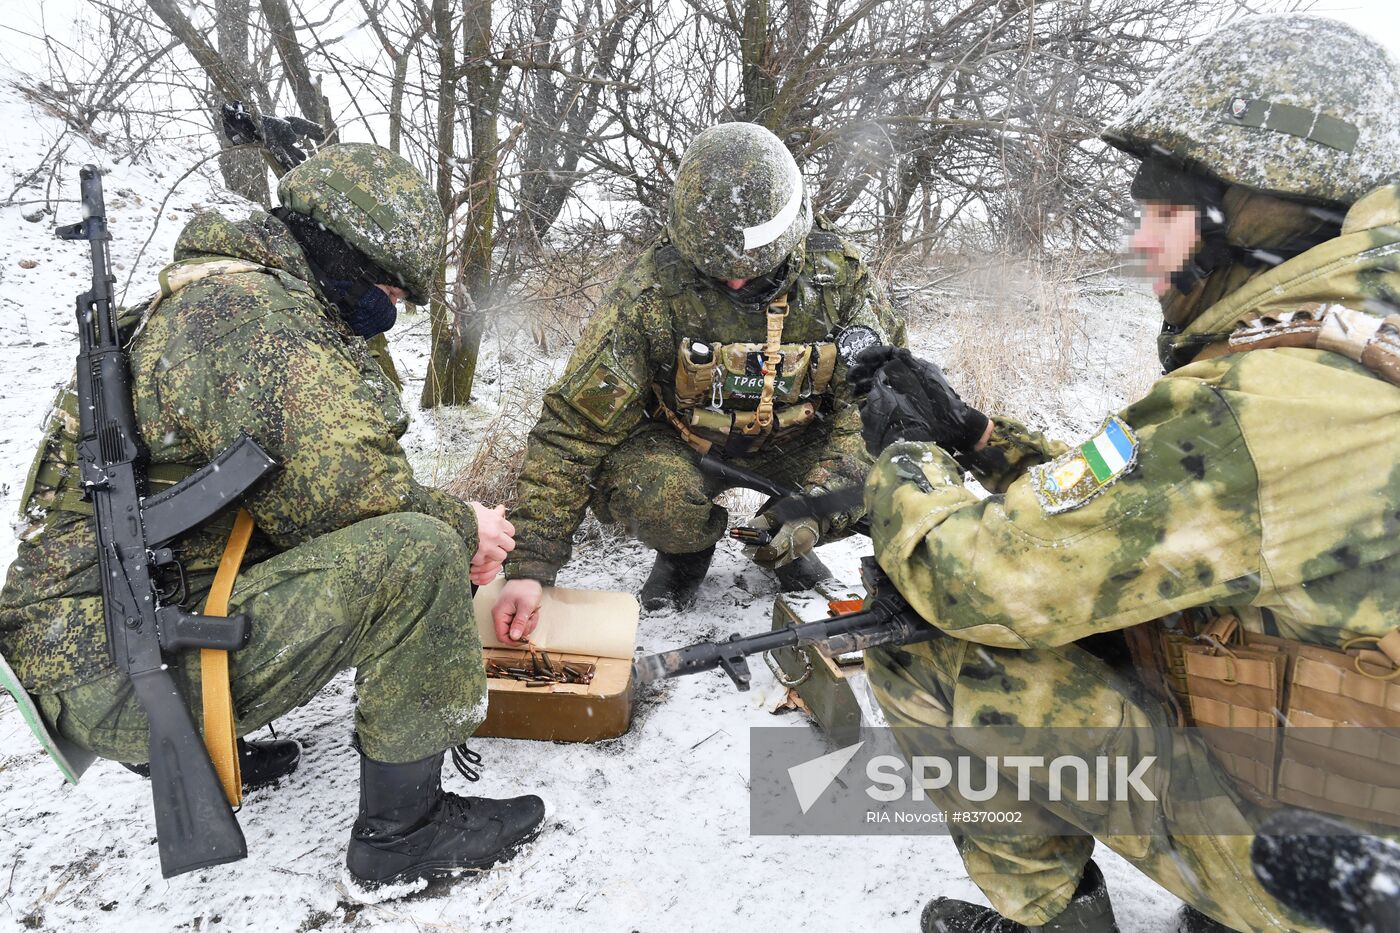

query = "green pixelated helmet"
[1102, 14, 1400, 205]
[277, 143, 444, 305]
[667, 123, 812, 281]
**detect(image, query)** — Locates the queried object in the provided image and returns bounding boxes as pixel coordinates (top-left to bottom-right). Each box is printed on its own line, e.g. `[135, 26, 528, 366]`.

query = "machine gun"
[633, 555, 935, 689]
[634, 454, 932, 690]
[59, 165, 278, 878]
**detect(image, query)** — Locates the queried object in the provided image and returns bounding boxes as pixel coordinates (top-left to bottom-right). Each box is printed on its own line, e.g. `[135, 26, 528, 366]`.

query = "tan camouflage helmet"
[277, 143, 445, 304]
[667, 123, 813, 280]
[1102, 14, 1400, 205]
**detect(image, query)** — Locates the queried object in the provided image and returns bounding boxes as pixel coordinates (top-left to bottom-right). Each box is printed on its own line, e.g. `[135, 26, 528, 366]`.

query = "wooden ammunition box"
[474, 647, 635, 743]
[770, 579, 868, 745]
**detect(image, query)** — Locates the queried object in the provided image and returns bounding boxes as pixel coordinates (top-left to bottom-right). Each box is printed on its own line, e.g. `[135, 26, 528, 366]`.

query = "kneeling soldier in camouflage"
[0, 144, 545, 890]
[493, 122, 905, 635]
[853, 15, 1400, 933]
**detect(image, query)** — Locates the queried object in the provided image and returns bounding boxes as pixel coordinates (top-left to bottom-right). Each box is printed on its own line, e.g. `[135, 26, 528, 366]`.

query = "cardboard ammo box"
[471, 579, 640, 743]
[770, 578, 868, 744]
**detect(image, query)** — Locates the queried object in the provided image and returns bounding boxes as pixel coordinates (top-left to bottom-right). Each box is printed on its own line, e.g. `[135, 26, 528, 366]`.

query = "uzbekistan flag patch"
[1029, 416, 1139, 515]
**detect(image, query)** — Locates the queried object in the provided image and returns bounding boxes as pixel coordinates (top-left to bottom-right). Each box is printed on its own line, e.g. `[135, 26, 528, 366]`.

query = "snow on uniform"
[504, 217, 907, 584]
[0, 204, 488, 766]
[863, 183, 1400, 932]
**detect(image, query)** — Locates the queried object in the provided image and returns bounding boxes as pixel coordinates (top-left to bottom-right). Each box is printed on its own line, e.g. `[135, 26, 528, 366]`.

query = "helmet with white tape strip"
[667, 123, 813, 281]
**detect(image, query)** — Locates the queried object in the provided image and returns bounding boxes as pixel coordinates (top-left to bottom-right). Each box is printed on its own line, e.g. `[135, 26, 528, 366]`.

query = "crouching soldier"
[854, 14, 1400, 933]
[492, 121, 905, 638]
[0, 144, 545, 890]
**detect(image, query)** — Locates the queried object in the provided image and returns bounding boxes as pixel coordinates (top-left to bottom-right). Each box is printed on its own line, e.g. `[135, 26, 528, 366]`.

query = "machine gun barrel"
[633, 558, 935, 690]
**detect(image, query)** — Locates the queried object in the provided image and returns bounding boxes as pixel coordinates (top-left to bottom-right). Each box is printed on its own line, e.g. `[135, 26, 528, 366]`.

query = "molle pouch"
[719, 343, 764, 402]
[775, 346, 814, 403]
[1181, 615, 1286, 803]
[1122, 613, 1199, 725]
[674, 338, 719, 408]
[688, 406, 733, 440]
[773, 402, 817, 435]
[809, 343, 838, 396]
[718, 343, 809, 402]
[1275, 634, 1400, 828]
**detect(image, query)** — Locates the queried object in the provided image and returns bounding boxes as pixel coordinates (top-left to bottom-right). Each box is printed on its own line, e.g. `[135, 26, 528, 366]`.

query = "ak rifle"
[60, 165, 277, 877]
[634, 454, 933, 690]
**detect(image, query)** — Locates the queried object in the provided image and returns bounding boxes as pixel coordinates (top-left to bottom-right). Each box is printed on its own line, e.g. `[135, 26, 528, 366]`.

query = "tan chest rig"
[1126, 302, 1400, 828]
[653, 293, 840, 457]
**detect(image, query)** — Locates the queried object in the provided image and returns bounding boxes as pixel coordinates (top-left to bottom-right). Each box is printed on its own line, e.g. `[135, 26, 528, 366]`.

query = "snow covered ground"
[0, 68, 1181, 932]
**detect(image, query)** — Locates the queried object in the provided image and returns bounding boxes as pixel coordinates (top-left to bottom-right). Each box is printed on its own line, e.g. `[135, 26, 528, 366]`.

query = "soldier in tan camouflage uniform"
[493, 122, 906, 634]
[852, 15, 1400, 933]
[0, 144, 545, 891]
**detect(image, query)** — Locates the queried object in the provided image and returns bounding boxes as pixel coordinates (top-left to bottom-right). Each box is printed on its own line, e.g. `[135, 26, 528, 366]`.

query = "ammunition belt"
[1227, 303, 1400, 388]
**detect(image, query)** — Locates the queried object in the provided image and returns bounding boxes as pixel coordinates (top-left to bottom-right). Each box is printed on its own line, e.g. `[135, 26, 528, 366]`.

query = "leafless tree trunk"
[215, 0, 270, 203]
[259, 0, 336, 138]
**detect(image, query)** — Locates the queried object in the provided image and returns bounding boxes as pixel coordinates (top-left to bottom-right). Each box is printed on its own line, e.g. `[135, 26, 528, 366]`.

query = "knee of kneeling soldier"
[631, 500, 726, 554]
[361, 511, 473, 580]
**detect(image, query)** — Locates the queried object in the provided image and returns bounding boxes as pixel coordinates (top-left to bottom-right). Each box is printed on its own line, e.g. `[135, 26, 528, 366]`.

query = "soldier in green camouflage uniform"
[0, 143, 545, 890]
[854, 15, 1400, 933]
[493, 122, 905, 633]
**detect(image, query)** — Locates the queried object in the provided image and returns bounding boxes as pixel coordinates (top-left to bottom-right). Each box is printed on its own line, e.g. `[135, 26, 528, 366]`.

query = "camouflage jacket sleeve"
[506, 289, 659, 584]
[864, 371, 1262, 648]
[158, 302, 478, 550]
[797, 251, 908, 500]
[958, 417, 1069, 493]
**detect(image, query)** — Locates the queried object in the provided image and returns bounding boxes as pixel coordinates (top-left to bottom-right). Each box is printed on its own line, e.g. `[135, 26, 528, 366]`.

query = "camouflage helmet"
[277, 143, 444, 305]
[1102, 15, 1400, 205]
[667, 123, 812, 281]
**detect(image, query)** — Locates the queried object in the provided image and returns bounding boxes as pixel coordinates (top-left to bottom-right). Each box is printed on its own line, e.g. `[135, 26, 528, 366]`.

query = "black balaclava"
[273, 207, 400, 338]
[1130, 157, 1343, 370]
[715, 257, 794, 308]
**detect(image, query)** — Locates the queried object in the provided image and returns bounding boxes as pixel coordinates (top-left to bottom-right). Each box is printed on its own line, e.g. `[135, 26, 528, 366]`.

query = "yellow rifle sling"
[200, 508, 255, 806]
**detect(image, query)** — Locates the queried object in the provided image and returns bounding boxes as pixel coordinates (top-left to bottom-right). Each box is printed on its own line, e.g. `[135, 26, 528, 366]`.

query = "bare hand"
[493, 578, 544, 645]
[469, 502, 515, 586]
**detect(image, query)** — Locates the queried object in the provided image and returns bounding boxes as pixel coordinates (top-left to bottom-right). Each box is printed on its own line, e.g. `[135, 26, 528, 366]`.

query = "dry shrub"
[943, 256, 1079, 416]
[443, 377, 547, 509]
[898, 254, 1158, 436]
[513, 244, 631, 355]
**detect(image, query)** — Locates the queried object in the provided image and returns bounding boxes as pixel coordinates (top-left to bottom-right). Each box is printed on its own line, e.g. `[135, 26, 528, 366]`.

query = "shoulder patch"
[564, 356, 641, 431]
[1029, 416, 1138, 515]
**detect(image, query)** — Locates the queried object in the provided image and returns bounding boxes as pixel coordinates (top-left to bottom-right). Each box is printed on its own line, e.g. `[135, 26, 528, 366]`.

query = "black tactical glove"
[857, 348, 990, 458]
[847, 344, 899, 396]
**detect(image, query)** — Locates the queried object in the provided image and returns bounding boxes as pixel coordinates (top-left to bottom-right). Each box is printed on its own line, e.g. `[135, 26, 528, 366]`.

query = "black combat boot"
[921, 861, 1118, 933]
[639, 544, 716, 611]
[122, 736, 301, 790]
[773, 552, 834, 592]
[345, 746, 547, 891]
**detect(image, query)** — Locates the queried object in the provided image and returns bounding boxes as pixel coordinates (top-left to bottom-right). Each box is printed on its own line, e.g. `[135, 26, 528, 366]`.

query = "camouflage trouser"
[590, 421, 869, 555]
[36, 512, 487, 765]
[865, 635, 1323, 933]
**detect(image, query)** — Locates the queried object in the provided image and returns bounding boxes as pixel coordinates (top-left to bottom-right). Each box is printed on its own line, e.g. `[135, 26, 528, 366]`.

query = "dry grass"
[893, 252, 1158, 436]
[442, 378, 546, 510]
[510, 245, 631, 355]
[943, 255, 1081, 415]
